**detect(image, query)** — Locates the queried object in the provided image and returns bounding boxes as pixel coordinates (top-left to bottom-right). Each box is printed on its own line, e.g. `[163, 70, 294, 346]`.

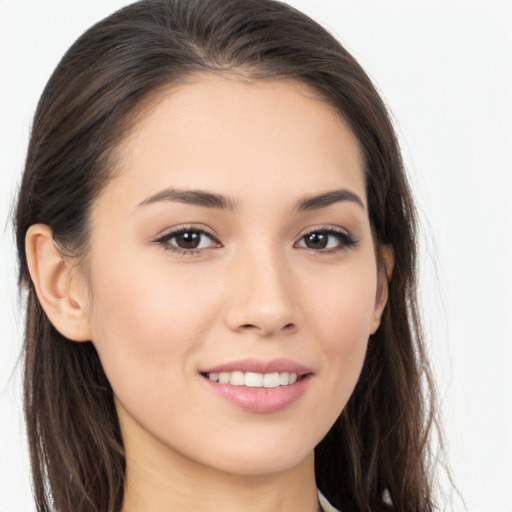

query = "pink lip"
[199, 358, 313, 414]
[200, 358, 312, 376]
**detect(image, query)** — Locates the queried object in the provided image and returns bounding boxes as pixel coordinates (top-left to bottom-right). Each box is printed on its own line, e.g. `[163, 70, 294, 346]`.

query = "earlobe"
[370, 244, 394, 335]
[25, 224, 92, 342]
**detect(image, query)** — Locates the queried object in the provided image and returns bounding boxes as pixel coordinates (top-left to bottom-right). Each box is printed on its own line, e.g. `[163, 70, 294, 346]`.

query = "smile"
[200, 359, 312, 413]
[205, 371, 299, 388]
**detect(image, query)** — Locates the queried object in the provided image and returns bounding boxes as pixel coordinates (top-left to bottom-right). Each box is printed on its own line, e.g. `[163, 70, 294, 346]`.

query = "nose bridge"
[225, 240, 297, 335]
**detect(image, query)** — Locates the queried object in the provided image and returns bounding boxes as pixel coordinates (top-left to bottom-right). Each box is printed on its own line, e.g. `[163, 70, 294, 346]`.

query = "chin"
[215, 450, 314, 477]
[195, 431, 318, 477]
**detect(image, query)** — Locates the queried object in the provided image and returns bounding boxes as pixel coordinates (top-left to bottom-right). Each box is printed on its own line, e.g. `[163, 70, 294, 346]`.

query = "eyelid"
[298, 225, 351, 237]
[151, 223, 357, 256]
[294, 225, 358, 252]
[152, 225, 222, 255]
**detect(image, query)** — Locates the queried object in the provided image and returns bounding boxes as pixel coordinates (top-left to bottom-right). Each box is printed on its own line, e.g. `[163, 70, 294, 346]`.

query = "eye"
[154, 227, 221, 254]
[295, 228, 357, 252]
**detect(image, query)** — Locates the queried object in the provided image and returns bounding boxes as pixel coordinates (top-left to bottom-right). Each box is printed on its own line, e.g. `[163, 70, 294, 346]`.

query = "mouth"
[202, 371, 306, 388]
[199, 359, 313, 413]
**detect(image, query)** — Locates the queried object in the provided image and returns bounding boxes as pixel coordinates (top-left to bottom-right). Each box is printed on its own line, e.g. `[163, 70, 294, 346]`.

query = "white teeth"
[245, 372, 263, 387]
[218, 372, 230, 384]
[206, 371, 300, 388]
[263, 372, 280, 388]
[230, 371, 245, 386]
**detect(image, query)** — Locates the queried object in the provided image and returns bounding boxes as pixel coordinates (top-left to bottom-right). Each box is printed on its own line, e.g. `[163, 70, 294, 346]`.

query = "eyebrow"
[138, 187, 365, 212]
[138, 187, 238, 211]
[295, 189, 365, 211]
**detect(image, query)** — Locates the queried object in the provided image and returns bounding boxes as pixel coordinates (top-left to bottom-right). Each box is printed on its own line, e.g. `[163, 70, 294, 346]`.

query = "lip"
[200, 358, 312, 376]
[199, 358, 313, 414]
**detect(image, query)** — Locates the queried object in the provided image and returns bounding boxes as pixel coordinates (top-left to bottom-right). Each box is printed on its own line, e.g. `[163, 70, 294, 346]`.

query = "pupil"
[177, 231, 200, 249]
[306, 232, 327, 249]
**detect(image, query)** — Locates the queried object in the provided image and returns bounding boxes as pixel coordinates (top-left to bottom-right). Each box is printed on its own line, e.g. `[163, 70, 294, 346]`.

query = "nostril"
[237, 322, 296, 335]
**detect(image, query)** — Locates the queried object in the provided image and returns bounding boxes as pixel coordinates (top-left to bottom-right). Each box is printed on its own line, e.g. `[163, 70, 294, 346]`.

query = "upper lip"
[200, 358, 313, 376]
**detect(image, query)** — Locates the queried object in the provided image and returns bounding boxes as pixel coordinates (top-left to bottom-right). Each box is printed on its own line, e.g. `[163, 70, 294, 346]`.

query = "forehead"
[101, 74, 366, 210]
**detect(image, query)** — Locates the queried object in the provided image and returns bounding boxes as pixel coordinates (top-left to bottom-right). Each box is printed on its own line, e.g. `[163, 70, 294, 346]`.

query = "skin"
[26, 75, 392, 512]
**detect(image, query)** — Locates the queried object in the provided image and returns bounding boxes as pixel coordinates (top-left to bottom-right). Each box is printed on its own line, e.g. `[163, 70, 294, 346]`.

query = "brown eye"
[156, 228, 220, 253]
[174, 231, 202, 249]
[303, 232, 329, 249]
[296, 229, 357, 252]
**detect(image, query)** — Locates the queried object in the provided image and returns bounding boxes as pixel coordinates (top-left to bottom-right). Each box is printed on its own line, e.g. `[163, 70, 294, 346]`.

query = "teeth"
[245, 372, 263, 387]
[263, 372, 280, 388]
[206, 371, 300, 388]
[219, 372, 230, 384]
[230, 371, 245, 386]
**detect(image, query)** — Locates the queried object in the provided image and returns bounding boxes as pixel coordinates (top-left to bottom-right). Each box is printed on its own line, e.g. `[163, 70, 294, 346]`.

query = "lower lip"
[201, 375, 311, 413]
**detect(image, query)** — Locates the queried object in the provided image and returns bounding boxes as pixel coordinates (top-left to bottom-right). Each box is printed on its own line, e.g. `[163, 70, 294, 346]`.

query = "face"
[84, 75, 388, 477]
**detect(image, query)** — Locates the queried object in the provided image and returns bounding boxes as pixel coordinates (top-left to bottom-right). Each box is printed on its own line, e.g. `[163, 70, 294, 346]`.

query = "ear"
[25, 224, 92, 342]
[370, 244, 394, 335]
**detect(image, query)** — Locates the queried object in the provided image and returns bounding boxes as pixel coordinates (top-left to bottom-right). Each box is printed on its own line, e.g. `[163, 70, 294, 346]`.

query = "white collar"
[318, 489, 341, 512]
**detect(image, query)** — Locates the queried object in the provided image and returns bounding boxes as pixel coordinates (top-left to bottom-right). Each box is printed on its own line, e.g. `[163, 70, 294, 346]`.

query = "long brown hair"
[15, 1, 440, 510]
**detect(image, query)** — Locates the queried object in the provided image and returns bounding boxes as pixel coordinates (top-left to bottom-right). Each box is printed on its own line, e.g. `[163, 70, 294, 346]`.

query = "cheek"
[306, 264, 377, 397]
[86, 257, 220, 401]
[310, 260, 378, 343]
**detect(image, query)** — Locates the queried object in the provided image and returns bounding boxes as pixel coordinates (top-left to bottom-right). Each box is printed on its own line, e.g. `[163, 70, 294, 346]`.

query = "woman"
[15, 0, 440, 511]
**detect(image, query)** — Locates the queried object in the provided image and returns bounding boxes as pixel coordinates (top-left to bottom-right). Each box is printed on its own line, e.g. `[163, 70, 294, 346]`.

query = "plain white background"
[1, 1, 511, 511]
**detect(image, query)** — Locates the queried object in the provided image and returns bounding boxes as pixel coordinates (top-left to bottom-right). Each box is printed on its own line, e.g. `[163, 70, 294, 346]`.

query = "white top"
[318, 490, 341, 512]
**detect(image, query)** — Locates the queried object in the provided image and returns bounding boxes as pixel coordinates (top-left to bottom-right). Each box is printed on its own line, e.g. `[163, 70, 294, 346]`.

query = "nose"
[224, 247, 298, 337]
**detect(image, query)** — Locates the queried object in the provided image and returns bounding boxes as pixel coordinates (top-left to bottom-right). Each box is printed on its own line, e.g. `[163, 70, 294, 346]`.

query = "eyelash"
[295, 226, 358, 253]
[154, 226, 221, 255]
[153, 226, 358, 256]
